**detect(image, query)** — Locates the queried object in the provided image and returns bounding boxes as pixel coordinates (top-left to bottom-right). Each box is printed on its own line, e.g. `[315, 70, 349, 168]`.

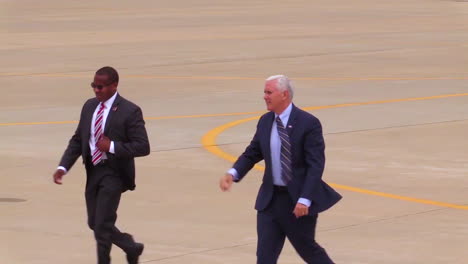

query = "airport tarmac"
[1, 0, 468, 263]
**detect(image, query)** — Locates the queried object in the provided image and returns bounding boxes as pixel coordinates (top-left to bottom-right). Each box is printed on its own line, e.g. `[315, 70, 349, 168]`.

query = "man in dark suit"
[53, 66, 150, 264]
[219, 75, 342, 264]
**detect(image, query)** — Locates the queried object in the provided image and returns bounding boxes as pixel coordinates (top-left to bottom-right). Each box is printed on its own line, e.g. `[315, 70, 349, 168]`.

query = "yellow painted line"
[0, 120, 78, 126]
[202, 116, 265, 171]
[145, 111, 263, 120]
[201, 105, 468, 211]
[301, 93, 468, 111]
[0, 73, 89, 78]
[201, 118, 468, 210]
[2, 92, 468, 127]
[331, 184, 468, 210]
[0, 112, 265, 126]
[1, 72, 467, 81]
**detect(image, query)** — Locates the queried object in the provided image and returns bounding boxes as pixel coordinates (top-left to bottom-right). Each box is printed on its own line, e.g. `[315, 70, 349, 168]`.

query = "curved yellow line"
[202, 116, 264, 171]
[201, 116, 468, 211]
[331, 184, 468, 210]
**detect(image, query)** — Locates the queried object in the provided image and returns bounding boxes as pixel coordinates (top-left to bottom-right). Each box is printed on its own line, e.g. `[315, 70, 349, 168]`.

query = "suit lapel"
[264, 112, 274, 153]
[104, 94, 121, 135]
[286, 104, 298, 136]
[262, 112, 274, 175]
[83, 99, 100, 143]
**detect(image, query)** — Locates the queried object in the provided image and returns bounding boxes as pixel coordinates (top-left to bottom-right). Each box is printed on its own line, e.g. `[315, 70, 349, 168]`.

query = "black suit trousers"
[256, 189, 334, 264]
[85, 164, 137, 264]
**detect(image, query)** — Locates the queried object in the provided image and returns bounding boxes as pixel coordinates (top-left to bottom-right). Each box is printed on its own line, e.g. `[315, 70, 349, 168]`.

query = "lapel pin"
[112, 106, 118, 111]
[288, 125, 292, 128]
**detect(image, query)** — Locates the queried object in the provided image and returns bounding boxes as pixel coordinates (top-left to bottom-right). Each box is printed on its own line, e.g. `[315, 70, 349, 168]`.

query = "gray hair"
[266, 74, 294, 99]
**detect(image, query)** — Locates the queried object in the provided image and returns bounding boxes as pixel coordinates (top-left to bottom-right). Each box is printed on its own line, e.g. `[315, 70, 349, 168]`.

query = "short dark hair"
[96, 66, 119, 84]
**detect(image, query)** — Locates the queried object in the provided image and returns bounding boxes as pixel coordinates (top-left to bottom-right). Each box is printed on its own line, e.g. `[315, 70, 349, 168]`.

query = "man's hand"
[293, 203, 309, 218]
[96, 135, 111, 152]
[53, 169, 65, 185]
[219, 173, 234, 192]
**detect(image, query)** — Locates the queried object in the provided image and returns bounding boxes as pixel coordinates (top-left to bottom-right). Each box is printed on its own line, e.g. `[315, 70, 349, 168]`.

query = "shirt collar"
[275, 103, 293, 123]
[101, 92, 118, 109]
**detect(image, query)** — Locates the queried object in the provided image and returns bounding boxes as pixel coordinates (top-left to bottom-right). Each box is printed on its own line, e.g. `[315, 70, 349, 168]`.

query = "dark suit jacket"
[233, 104, 341, 214]
[58, 94, 150, 191]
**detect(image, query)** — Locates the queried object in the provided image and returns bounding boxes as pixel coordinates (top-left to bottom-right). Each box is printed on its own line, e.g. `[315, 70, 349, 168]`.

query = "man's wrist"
[57, 166, 67, 174]
[227, 168, 239, 180]
[297, 198, 311, 207]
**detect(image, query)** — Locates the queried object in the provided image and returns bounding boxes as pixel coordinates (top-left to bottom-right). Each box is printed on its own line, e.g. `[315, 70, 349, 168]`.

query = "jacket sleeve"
[58, 106, 85, 171]
[232, 118, 264, 182]
[114, 106, 150, 158]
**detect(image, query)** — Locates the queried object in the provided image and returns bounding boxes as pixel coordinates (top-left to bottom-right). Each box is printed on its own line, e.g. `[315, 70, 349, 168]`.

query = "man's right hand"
[53, 169, 65, 185]
[219, 173, 234, 192]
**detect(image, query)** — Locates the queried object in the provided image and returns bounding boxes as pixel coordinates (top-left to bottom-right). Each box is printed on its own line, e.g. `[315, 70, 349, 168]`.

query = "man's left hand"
[97, 136, 111, 152]
[293, 203, 309, 218]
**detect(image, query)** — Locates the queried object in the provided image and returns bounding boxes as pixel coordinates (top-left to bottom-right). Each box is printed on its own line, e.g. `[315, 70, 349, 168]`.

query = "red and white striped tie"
[91, 103, 106, 165]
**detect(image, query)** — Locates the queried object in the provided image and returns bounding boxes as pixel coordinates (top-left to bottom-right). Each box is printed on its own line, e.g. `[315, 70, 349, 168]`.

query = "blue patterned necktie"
[276, 116, 292, 184]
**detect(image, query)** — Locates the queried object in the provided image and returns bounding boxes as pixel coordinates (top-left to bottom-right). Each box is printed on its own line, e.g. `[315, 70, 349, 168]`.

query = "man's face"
[264, 80, 289, 113]
[92, 74, 117, 102]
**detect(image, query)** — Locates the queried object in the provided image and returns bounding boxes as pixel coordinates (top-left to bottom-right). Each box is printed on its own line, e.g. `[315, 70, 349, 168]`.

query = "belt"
[273, 185, 288, 192]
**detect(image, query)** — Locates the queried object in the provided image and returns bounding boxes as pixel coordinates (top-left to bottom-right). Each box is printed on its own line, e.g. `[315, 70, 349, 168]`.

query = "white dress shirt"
[89, 92, 117, 160]
[58, 93, 118, 173]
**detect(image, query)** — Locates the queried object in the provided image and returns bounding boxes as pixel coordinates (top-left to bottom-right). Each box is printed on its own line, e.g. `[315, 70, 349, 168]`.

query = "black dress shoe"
[127, 243, 144, 264]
